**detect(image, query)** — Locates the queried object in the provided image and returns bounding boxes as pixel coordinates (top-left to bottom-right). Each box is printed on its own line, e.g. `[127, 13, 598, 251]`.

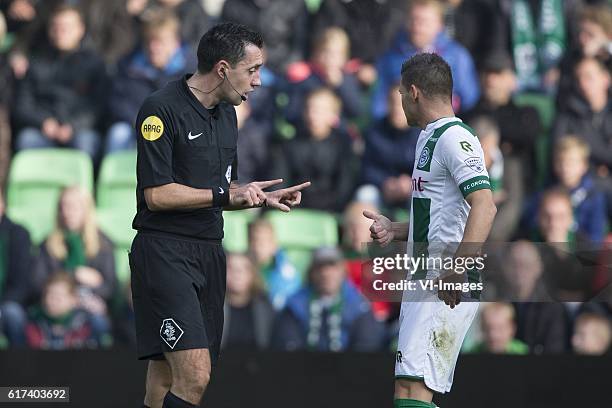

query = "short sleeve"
[136, 100, 175, 189]
[437, 126, 491, 198]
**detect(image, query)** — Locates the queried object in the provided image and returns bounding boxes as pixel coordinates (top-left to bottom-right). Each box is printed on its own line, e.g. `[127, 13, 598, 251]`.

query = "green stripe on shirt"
[459, 175, 491, 198]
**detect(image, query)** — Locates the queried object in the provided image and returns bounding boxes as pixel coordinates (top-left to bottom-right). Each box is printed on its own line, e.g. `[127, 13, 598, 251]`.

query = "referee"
[130, 22, 310, 408]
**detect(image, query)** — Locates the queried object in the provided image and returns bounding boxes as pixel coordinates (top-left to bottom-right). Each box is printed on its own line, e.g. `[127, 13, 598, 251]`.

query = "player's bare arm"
[437, 188, 497, 308]
[363, 210, 409, 246]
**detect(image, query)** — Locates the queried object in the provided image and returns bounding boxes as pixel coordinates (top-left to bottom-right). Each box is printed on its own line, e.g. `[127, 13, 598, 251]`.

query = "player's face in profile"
[226, 44, 264, 105]
[398, 83, 418, 127]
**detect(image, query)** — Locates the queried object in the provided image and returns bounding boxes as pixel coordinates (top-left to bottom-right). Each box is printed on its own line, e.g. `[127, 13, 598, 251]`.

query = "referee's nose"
[252, 70, 262, 88]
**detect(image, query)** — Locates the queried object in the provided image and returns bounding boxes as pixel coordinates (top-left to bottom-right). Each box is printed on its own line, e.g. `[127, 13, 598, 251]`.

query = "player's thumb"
[362, 210, 379, 221]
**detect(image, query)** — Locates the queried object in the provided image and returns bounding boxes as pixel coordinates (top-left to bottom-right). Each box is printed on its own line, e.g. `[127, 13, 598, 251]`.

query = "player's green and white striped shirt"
[408, 117, 491, 280]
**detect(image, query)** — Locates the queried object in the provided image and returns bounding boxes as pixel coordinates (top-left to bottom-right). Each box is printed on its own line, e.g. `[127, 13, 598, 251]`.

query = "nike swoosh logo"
[218, 187, 224, 194]
[188, 132, 203, 140]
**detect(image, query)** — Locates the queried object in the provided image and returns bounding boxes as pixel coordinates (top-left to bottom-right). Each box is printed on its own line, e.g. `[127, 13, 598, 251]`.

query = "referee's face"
[225, 44, 263, 105]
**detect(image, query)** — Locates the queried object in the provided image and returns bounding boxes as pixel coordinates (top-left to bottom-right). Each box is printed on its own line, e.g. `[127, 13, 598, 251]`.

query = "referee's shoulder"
[138, 85, 180, 118]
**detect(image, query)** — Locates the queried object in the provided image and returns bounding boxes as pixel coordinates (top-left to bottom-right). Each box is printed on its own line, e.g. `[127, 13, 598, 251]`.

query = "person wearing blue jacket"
[359, 83, 420, 209]
[372, 0, 479, 119]
[105, 10, 196, 153]
[272, 247, 385, 352]
[523, 136, 608, 243]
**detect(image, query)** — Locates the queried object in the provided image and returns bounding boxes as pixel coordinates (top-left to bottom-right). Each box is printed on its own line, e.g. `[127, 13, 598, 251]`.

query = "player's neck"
[418, 103, 456, 129]
[187, 72, 222, 109]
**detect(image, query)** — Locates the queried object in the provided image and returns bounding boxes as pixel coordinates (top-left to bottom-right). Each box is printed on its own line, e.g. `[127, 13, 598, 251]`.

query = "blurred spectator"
[236, 100, 273, 183]
[471, 116, 523, 241]
[284, 26, 364, 124]
[500, 0, 568, 92]
[474, 116, 503, 203]
[0, 194, 33, 347]
[341, 201, 393, 322]
[572, 311, 612, 355]
[33, 186, 117, 309]
[552, 136, 607, 242]
[25, 272, 111, 349]
[493, 240, 550, 302]
[484, 240, 568, 354]
[79, 0, 148, 69]
[444, 0, 504, 65]
[0, 10, 11, 191]
[357, 83, 419, 210]
[553, 57, 611, 174]
[523, 136, 608, 243]
[106, 9, 195, 153]
[272, 246, 385, 352]
[221, 252, 275, 350]
[271, 87, 357, 212]
[221, 0, 308, 74]
[13, 4, 106, 159]
[536, 188, 593, 302]
[111, 281, 136, 348]
[467, 302, 529, 354]
[150, 0, 212, 51]
[552, 56, 612, 223]
[248, 218, 300, 311]
[465, 51, 542, 191]
[557, 4, 612, 112]
[310, 0, 407, 87]
[372, 0, 479, 118]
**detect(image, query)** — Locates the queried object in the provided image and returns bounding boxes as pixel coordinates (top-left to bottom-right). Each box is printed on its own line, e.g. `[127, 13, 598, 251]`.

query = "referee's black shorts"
[129, 231, 226, 364]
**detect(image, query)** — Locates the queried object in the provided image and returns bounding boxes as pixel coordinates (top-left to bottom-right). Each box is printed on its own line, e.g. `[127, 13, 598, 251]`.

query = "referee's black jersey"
[133, 75, 238, 240]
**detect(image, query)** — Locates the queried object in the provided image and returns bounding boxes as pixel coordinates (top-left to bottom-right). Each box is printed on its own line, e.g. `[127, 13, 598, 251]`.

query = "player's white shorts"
[394, 285, 479, 393]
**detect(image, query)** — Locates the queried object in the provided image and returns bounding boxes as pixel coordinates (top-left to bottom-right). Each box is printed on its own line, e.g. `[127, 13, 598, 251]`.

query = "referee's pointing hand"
[229, 179, 283, 208]
[265, 181, 311, 212]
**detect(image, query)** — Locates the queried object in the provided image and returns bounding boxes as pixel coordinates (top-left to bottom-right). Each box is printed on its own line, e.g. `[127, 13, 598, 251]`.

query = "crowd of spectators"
[0, 0, 611, 355]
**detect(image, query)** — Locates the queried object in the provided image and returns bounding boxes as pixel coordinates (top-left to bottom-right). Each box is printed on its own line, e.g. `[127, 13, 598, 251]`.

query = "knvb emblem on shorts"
[160, 318, 184, 349]
[225, 165, 232, 184]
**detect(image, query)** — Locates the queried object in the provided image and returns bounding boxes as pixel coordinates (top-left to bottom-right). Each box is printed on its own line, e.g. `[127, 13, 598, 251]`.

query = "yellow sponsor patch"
[141, 115, 164, 141]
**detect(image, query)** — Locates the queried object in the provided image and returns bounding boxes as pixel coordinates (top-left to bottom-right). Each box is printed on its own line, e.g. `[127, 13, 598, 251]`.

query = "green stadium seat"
[97, 208, 136, 249]
[265, 209, 338, 249]
[113, 248, 131, 287]
[97, 208, 137, 287]
[264, 209, 339, 275]
[97, 150, 137, 211]
[514, 93, 556, 187]
[222, 210, 251, 253]
[6, 148, 94, 244]
[514, 93, 555, 131]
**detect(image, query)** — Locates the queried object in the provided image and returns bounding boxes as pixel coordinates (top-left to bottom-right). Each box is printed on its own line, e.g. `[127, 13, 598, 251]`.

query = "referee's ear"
[216, 60, 231, 79]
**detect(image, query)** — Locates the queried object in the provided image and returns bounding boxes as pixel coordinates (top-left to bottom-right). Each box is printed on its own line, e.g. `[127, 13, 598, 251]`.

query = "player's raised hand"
[265, 181, 311, 212]
[363, 210, 394, 246]
[229, 179, 282, 208]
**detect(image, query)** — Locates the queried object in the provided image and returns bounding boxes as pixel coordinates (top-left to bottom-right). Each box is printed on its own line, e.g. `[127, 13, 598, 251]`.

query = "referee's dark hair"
[197, 22, 264, 73]
[400, 53, 453, 102]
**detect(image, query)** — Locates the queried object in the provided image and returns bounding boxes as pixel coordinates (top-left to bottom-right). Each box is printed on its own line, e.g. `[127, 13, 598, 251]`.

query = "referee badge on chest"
[225, 165, 232, 184]
[160, 318, 184, 349]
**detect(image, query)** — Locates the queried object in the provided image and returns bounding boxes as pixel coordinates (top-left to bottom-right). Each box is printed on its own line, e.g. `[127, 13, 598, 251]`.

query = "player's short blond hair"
[554, 135, 590, 162]
[580, 4, 612, 38]
[312, 26, 350, 59]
